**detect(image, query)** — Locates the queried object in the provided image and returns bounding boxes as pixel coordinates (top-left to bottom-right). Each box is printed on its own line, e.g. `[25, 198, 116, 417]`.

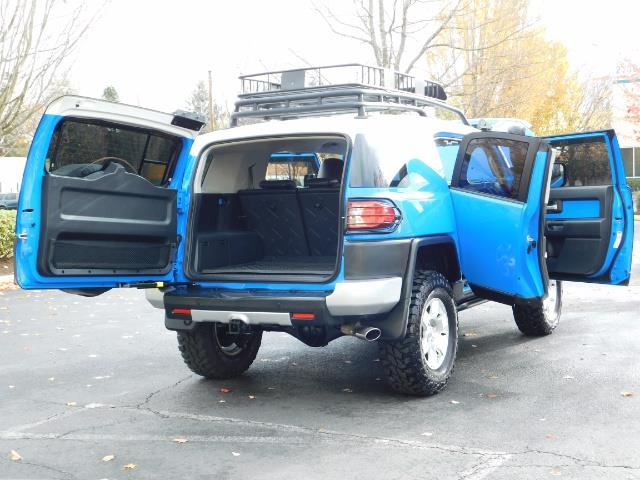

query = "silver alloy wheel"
[420, 297, 450, 370]
[543, 280, 560, 318]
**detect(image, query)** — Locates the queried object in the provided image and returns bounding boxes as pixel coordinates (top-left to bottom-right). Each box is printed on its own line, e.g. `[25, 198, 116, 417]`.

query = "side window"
[458, 138, 528, 200]
[552, 136, 612, 186]
[435, 138, 461, 184]
[45, 119, 181, 186]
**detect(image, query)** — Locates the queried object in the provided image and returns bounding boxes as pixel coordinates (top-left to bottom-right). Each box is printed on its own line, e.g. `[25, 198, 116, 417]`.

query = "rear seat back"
[297, 157, 343, 257]
[297, 187, 340, 256]
[238, 180, 309, 257]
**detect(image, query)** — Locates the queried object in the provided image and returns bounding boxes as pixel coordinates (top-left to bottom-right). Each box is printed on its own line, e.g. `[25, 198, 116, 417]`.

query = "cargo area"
[187, 135, 348, 280]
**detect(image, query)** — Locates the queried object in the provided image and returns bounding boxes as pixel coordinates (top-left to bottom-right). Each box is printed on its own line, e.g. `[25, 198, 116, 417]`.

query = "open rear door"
[450, 132, 552, 304]
[15, 96, 202, 292]
[544, 130, 633, 285]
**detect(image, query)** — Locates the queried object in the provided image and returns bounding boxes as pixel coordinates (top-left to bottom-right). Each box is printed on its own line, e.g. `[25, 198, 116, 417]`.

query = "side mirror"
[551, 163, 567, 188]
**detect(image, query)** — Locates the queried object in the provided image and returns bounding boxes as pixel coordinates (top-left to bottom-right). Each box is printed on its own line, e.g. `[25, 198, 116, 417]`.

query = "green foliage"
[101, 85, 120, 103]
[627, 178, 640, 191]
[0, 210, 16, 259]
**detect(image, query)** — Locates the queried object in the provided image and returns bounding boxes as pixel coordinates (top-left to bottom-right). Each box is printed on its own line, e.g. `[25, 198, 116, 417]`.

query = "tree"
[0, 0, 97, 155]
[101, 85, 119, 103]
[185, 80, 228, 132]
[315, 0, 611, 135]
[313, 0, 466, 72]
[426, 0, 610, 134]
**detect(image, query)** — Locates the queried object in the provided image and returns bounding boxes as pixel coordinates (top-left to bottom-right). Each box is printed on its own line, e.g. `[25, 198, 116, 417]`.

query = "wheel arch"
[371, 235, 461, 341]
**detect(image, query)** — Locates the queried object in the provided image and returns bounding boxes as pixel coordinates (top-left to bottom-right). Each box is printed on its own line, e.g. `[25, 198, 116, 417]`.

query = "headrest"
[305, 177, 340, 188]
[318, 158, 343, 180]
[259, 179, 297, 190]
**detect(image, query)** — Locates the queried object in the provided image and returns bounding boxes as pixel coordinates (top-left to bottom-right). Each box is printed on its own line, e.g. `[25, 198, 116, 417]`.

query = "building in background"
[0, 157, 26, 193]
[613, 76, 639, 179]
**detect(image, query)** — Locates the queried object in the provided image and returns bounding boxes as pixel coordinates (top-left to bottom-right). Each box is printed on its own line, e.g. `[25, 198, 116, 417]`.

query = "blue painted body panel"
[449, 150, 549, 299]
[546, 199, 600, 219]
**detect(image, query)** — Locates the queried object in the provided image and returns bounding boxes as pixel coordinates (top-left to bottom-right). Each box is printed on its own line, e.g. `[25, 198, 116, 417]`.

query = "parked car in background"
[0, 192, 18, 210]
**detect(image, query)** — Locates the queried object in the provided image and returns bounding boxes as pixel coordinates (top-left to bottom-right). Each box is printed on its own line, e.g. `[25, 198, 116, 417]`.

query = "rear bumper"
[146, 276, 403, 328]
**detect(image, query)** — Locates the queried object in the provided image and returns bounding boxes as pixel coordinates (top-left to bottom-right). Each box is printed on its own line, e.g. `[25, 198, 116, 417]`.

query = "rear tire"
[379, 270, 458, 396]
[177, 323, 262, 379]
[512, 280, 562, 336]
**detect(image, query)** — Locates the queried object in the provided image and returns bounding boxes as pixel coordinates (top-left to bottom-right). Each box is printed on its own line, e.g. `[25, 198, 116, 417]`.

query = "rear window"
[265, 153, 318, 186]
[46, 119, 181, 186]
[551, 136, 612, 186]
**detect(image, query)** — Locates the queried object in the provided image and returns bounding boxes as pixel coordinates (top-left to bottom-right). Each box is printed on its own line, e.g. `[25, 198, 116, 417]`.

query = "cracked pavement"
[1, 224, 639, 479]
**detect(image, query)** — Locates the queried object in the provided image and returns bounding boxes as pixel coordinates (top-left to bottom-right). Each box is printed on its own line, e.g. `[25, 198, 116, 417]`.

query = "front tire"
[177, 323, 262, 379]
[512, 280, 562, 336]
[379, 270, 458, 396]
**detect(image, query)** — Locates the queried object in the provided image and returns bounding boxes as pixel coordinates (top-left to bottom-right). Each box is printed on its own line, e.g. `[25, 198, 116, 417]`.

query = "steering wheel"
[89, 156, 138, 174]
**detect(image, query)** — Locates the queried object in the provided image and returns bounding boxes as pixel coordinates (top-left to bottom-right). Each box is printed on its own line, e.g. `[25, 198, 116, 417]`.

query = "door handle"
[546, 202, 560, 212]
[526, 235, 537, 254]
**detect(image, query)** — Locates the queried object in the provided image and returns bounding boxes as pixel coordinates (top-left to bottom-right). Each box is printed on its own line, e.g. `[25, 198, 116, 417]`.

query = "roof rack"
[231, 63, 467, 126]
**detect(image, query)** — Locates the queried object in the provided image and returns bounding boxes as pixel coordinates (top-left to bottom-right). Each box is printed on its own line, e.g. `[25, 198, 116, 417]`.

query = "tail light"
[346, 199, 401, 232]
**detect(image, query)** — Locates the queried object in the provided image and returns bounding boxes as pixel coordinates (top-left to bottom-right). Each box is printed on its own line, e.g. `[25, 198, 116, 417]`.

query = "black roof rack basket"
[231, 63, 467, 126]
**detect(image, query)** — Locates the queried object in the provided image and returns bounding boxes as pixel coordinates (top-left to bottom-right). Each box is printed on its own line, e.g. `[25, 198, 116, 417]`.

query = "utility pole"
[207, 70, 215, 132]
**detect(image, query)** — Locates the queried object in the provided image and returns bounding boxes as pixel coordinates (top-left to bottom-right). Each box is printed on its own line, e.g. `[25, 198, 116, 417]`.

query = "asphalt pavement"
[1, 224, 639, 479]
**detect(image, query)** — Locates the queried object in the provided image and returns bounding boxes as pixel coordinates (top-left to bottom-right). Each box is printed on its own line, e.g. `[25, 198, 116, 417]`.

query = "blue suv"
[15, 64, 634, 395]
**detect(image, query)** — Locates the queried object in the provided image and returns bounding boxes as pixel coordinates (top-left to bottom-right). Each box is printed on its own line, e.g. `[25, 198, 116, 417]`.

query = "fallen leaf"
[123, 463, 137, 470]
[486, 393, 498, 399]
[173, 437, 188, 444]
[550, 469, 562, 476]
[220, 387, 232, 394]
[66, 401, 77, 407]
[10, 450, 22, 462]
[102, 454, 115, 462]
[232, 452, 240, 457]
[450, 400, 460, 405]
[621, 391, 634, 397]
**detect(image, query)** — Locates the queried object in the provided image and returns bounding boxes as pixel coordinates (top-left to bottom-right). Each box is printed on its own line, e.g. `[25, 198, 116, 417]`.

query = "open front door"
[15, 96, 202, 291]
[544, 130, 633, 285]
[450, 132, 552, 304]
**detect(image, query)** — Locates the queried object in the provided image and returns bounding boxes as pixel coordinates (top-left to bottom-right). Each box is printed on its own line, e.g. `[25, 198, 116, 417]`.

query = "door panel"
[39, 164, 177, 276]
[450, 132, 551, 304]
[545, 130, 633, 284]
[15, 96, 200, 290]
[546, 186, 612, 276]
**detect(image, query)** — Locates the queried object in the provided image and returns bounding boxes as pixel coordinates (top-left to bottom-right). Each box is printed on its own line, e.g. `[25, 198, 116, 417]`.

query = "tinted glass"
[435, 137, 460, 183]
[265, 155, 318, 186]
[46, 120, 180, 186]
[552, 136, 612, 186]
[458, 138, 528, 200]
[349, 134, 443, 188]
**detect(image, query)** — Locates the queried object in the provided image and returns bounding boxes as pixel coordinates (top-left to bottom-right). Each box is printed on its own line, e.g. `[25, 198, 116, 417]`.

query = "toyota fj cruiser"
[15, 64, 634, 395]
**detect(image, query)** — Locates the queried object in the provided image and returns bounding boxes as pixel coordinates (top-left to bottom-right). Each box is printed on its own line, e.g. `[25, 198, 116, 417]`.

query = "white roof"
[191, 114, 476, 152]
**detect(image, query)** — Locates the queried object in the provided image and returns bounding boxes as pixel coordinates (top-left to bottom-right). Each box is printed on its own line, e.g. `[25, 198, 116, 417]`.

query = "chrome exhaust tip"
[340, 324, 382, 342]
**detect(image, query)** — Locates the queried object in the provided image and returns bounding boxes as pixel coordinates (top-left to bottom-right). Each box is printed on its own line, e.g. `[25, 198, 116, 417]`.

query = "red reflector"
[291, 312, 316, 320]
[171, 308, 192, 316]
[347, 200, 399, 231]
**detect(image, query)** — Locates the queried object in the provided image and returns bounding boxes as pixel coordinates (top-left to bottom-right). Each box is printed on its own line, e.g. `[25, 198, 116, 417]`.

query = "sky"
[65, 0, 640, 113]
